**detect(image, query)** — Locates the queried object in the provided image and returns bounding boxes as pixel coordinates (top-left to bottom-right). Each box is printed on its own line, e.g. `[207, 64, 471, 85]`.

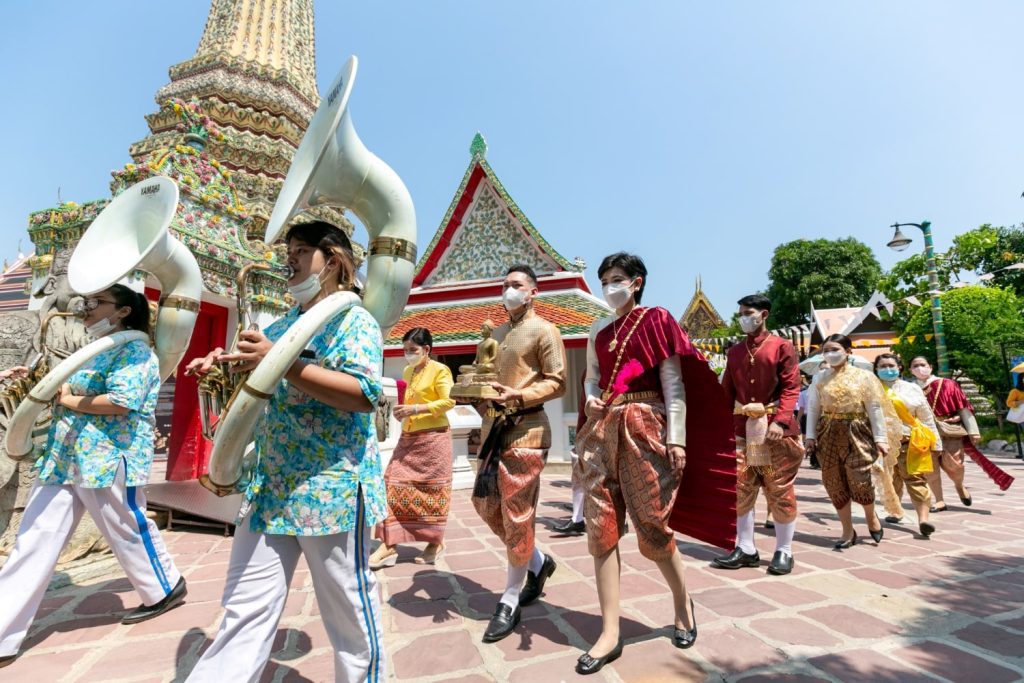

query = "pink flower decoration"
[608, 359, 644, 400]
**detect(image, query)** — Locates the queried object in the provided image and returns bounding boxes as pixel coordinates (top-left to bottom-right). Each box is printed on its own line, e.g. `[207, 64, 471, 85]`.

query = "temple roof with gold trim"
[679, 276, 725, 339]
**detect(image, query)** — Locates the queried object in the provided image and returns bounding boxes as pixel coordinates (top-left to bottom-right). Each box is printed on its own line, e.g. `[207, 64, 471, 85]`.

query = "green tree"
[878, 225, 1024, 330]
[765, 238, 883, 326]
[893, 285, 1024, 399]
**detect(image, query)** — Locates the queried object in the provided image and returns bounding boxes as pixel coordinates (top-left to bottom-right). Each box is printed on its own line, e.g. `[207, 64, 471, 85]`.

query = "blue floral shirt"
[242, 304, 386, 536]
[36, 339, 160, 488]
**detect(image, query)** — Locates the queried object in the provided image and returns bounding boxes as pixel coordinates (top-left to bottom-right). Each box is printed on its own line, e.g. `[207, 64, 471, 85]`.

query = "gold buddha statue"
[451, 320, 500, 400]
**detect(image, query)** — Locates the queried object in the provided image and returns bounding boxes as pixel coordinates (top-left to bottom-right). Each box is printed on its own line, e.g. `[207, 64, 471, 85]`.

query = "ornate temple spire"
[129, 0, 347, 238]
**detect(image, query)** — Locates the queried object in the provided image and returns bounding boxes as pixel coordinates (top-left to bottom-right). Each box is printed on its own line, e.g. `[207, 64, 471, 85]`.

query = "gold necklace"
[609, 308, 640, 351]
[745, 336, 765, 367]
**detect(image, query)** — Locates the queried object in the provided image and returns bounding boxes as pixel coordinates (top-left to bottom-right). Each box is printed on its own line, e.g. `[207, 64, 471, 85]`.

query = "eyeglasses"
[83, 298, 117, 311]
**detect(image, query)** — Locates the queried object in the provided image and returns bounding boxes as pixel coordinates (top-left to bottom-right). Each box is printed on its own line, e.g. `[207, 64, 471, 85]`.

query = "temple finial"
[470, 132, 488, 159]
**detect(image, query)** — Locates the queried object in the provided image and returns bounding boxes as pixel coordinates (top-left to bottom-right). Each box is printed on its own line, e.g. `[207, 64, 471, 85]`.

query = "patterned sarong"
[735, 435, 803, 523]
[818, 416, 878, 509]
[578, 401, 682, 562]
[378, 429, 453, 545]
[472, 447, 547, 565]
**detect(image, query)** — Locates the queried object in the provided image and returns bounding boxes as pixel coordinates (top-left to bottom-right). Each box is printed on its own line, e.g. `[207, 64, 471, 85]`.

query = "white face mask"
[404, 351, 424, 366]
[738, 313, 764, 334]
[288, 267, 325, 306]
[911, 366, 931, 382]
[86, 317, 117, 339]
[602, 280, 635, 309]
[823, 350, 846, 367]
[502, 286, 529, 311]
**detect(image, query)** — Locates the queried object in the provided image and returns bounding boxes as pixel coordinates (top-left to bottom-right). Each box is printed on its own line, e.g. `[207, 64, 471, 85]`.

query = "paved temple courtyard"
[2, 454, 1022, 682]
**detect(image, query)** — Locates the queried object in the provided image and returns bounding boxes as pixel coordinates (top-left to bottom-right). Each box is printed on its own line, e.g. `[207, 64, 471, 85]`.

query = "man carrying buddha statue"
[453, 264, 566, 644]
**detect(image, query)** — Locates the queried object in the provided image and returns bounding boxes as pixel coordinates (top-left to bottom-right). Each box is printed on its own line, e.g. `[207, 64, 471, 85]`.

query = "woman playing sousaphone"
[184, 221, 386, 682]
[574, 252, 735, 675]
[0, 285, 186, 669]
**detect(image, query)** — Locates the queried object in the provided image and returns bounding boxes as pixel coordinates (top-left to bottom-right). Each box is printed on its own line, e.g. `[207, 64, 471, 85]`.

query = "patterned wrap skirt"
[378, 428, 453, 545]
[577, 400, 682, 562]
[817, 416, 878, 509]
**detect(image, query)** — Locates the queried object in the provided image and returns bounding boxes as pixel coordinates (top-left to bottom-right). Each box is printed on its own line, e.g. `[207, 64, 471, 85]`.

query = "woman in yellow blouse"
[370, 327, 456, 568]
[1006, 375, 1024, 409]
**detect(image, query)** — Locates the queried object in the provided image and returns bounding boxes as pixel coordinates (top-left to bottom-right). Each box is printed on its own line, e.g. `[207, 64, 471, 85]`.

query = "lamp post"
[887, 220, 950, 376]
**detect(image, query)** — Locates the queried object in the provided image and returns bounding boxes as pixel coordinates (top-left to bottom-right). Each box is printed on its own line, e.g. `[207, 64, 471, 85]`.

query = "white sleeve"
[863, 378, 889, 444]
[960, 408, 980, 436]
[660, 355, 686, 447]
[806, 376, 822, 440]
[584, 319, 605, 403]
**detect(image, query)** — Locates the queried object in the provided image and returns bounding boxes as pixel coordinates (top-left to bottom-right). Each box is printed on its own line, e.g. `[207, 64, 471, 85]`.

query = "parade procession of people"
[0, 5, 1022, 682]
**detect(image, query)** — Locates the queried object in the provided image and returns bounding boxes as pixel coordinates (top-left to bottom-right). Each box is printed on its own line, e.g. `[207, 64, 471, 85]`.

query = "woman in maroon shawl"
[574, 253, 735, 675]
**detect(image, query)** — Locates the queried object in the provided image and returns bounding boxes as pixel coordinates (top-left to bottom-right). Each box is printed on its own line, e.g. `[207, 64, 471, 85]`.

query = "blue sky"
[1, 2, 1022, 319]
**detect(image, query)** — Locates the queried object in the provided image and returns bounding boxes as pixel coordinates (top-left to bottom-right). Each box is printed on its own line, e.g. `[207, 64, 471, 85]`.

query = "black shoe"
[482, 602, 521, 643]
[673, 598, 697, 649]
[929, 504, 948, 513]
[519, 554, 557, 606]
[710, 547, 760, 570]
[764, 518, 775, 529]
[553, 519, 586, 535]
[919, 522, 935, 538]
[575, 638, 624, 675]
[959, 492, 972, 507]
[121, 577, 187, 624]
[767, 551, 793, 575]
[869, 526, 884, 543]
[0, 655, 16, 669]
[834, 532, 857, 549]
[884, 515, 902, 524]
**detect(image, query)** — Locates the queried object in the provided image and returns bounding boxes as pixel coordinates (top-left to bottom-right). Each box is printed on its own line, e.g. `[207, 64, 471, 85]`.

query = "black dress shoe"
[710, 547, 760, 570]
[121, 577, 187, 624]
[519, 554, 557, 606]
[673, 598, 697, 649]
[764, 518, 775, 529]
[766, 551, 793, 575]
[834, 532, 857, 549]
[919, 521, 935, 538]
[869, 526, 884, 543]
[575, 638, 624, 675]
[553, 519, 586, 535]
[0, 654, 16, 669]
[482, 602, 521, 643]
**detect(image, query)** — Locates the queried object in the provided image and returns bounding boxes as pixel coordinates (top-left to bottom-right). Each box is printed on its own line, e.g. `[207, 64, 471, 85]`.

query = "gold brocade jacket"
[481, 307, 567, 450]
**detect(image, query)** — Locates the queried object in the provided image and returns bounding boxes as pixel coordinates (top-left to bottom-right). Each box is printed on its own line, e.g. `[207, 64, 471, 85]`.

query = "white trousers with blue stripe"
[186, 494, 386, 683]
[0, 463, 180, 656]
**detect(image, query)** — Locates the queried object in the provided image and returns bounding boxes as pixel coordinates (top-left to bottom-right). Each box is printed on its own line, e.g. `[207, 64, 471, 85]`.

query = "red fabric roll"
[964, 440, 1015, 491]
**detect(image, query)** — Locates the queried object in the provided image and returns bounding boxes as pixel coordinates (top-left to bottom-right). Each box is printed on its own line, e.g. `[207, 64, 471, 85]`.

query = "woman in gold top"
[370, 328, 455, 569]
[805, 334, 893, 549]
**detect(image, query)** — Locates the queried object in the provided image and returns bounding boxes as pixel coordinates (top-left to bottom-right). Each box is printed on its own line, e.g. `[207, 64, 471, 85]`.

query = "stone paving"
[2, 454, 1022, 682]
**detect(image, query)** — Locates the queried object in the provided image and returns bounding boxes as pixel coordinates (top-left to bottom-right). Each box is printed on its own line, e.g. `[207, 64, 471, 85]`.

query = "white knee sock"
[774, 520, 796, 557]
[571, 487, 584, 523]
[528, 547, 545, 574]
[737, 510, 756, 554]
[500, 563, 529, 608]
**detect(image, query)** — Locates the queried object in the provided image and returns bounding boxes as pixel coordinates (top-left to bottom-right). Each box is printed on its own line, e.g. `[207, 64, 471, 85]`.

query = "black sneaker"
[121, 577, 187, 624]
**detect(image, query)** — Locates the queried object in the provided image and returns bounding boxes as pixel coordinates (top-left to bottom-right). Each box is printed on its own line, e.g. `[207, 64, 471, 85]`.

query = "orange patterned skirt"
[378, 428, 453, 545]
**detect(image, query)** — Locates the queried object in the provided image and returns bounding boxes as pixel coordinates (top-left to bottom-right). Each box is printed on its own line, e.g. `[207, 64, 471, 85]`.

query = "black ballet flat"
[575, 638, 624, 675]
[673, 598, 698, 649]
[919, 522, 935, 538]
[869, 525, 884, 543]
[959, 493, 972, 507]
[884, 515, 902, 524]
[834, 532, 857, 550]
[929, 504, 948, 513]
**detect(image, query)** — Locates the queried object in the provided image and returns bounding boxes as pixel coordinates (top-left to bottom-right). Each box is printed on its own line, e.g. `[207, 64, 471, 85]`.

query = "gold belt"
[616, 390, 660, 404]
[823, 411, 866, 420]
[732, 405, 777, 416]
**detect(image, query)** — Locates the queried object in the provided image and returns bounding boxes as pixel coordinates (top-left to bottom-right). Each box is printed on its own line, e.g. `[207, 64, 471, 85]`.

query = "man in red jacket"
[713, 295, 804, 575]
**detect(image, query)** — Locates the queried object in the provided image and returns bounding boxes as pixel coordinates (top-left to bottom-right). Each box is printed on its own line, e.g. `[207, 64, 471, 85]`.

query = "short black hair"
[506, 264, 538, 287]
[873, 352, 903, 372]
[109, 284, 151, 335]
[402, 327, 433, 348]
[737, 294, 771, 312]
[822, 333, 853, 352]
[597, 252, 648, 304]
[286, 221, 356, 290]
